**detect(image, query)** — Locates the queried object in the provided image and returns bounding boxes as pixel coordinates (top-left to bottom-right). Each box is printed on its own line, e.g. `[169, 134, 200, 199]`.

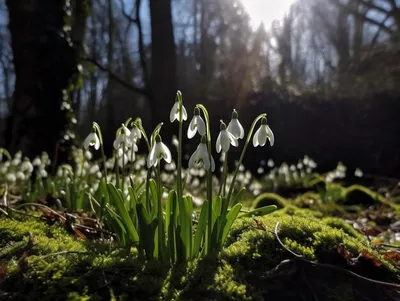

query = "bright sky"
[241, 0, 297, 29]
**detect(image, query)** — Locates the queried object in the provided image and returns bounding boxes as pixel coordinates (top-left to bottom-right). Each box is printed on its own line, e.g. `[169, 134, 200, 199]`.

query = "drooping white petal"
[227, 119, 244, 139]
[118, 154, 129, 168]
[160, 142, 172, 163]
[210, 156, 215, 172]
[197, 116, 206, 136]
[170, 102, 179, 123]
[93, 135, 100, 150]
[258, 125, 268, 146]
[228, 131, 239, 147]
[84, 132, 100, 150]
[266, 125, 274, 146]
[187, 118, 197, 139]
[147, 144, 156, 168]
[220, 130, 232, 152]
[216, 133, 222, 153]
[83, 134, 92, 149]
[181, 105, 188, 121]
[113, 134, 123, 150]
[253, 127, 262, 147]
[170, 102, 187, 123]
[188, 151, 197, 169]
[130, 126, 142, 141]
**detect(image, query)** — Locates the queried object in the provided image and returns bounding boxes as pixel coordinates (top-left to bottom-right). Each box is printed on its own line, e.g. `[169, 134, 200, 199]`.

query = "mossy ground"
[0, 210, 399, 301]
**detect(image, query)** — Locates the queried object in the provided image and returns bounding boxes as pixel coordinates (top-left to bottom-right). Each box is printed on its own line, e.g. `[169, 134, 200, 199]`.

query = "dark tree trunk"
[149, 0, 177, 131]
[5, 0, 77, 160]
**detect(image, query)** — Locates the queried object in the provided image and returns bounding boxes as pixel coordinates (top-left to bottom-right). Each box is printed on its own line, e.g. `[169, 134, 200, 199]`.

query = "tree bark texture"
[5, 0, 77, 160]
[149, 0, 177, 131]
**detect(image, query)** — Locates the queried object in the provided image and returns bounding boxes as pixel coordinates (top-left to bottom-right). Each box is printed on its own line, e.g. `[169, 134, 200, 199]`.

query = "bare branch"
[85, 57, 148, 96]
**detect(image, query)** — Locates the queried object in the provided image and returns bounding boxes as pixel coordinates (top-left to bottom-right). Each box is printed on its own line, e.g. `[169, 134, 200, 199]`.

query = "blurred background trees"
[0, 0, 399, 175]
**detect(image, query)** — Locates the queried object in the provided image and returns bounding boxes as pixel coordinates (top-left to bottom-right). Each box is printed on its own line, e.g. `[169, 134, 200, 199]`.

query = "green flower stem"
[176, 91, 183, 204]
[114, 151, 120, 188]
[218, 152, 228, 197]
[121, 143, 126, 193]
[226, 113, 266, 206]
[196, 104, 213, 254]
[133, 120, 151, 151]
[156, 162, 164, 262]
[92, 122, 108, 183]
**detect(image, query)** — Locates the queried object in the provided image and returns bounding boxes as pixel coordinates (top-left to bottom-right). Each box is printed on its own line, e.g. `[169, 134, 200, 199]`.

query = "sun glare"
[241, 0, 297, 29]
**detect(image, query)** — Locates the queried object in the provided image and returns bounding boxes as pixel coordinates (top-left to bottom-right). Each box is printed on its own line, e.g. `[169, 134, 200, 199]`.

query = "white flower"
[170, 100, 188, 123]
[16, 171, 25, 181]
[39, 168, 48, 178]
[189, 139, 215, 171]
[118, 153, 129, 168]
[84, 131, 100, 150]
[216, 121, 238, 153]
[85, 150, 93, 160]
[227, 109, 244, 139]
[267, 159, 274, 168]
[113, 125, 132, 150]
[355, 168, 363, 178]
[147, 135, 172, 168]
[89, 164, 100, 174]
[32, 157, 41, 166]
[6, 173, 16, 183]
[253, 117, 274, 147]
[129, 125, 142, 141]
[187, 107, 206, 139]
[21, 159, 34, 173]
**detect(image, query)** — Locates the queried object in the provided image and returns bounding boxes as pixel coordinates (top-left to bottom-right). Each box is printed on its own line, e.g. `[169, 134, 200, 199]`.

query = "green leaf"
[149, 179, 158, 219]
[193, 200, 208, 257]
[230, 187, 246, 207]
[220, 203, 242, 248]
[212, 196, 222, 225]
[241, 205, 277, 218]
[107, 183, 139, 243]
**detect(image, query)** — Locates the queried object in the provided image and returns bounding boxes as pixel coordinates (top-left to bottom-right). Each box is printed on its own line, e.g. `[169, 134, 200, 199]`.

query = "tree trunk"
[5, 0, 77, 160]
[149, 0, 177, 131]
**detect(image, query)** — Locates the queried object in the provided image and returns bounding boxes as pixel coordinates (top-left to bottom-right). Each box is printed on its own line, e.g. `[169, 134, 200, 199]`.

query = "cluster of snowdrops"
[79, 91, 275, 263]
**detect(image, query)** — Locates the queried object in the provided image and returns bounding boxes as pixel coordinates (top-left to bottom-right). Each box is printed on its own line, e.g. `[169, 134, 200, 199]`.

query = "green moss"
[321, 217, 363, 239]
[341, 185, 388, 206]
[251, 193, 287, 209]
[0, 215, 398, 301]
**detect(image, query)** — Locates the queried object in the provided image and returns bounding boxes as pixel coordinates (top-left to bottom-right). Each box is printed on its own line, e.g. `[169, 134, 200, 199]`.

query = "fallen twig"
[274, 222, 400, 289]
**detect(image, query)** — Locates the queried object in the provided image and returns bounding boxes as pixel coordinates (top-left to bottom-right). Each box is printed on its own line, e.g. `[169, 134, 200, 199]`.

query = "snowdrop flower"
[189, 136, 215, 171]
[147, 135, 172, 168]
[129, 124, 142, 141]
[227, 109, 244, 139]
[84, 130, 100, 150]
[187, 107, 206, 139]
[85, 150, 93, 160]
[170, 99, 187, 123]
[355, 168, 363, 178]
[32, 157, 41, 166]
[39, 168, 48, 178]
[216, 121, 238, 153]
[113, 125, 131, 150]
[118, 153, 129, 168]
[253, 117, 274, 147]
[21, 158, 34, 174]
[6, 173, 16, 183]
[89, 164, 100, 174]
[16, 171, 25, 181]
[267, 159, 274, 168]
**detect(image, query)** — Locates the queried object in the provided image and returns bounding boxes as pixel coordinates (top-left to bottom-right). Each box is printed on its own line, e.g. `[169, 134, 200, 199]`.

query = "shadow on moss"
[0, 214, 399, 300]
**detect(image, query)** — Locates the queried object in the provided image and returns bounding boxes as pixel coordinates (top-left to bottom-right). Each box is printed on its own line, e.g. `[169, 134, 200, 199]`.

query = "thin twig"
[16, 203, 66, 221]
[274, 222, 400, 289]
[38, 251, 90, 259]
